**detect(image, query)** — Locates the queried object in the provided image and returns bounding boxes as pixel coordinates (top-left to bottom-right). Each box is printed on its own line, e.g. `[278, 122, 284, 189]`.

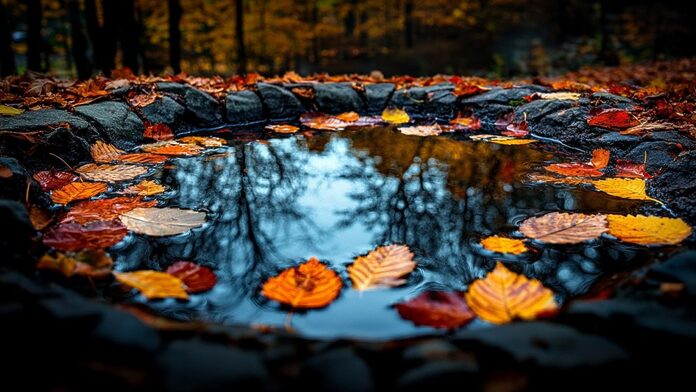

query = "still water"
[110, 127, 676, 339]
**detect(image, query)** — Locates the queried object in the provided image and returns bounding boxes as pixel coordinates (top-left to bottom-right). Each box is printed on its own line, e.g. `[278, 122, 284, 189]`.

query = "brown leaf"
[90, 140, 125, 163]
[129, 93, 160, 108]
[178, 136, 227, 147]
[76, 163, 148, 182]
[43, 220, 128, 251]
[348, 244, 416, 290]
[28, 205, 53, 230]
[62, 196, 157, 224]
[0, 164, 12, 178]
[519, 212, 608, 244]
[590, 149, 610, 169]
[37, 249, 113, 278]
[614, 160, 651, 179]
[51, 181, 108, 205]
[141, 141, 204, 156]
[261, 257, 342, 309]
[166, 261, 217, 293]
[266, 124, 300, 134]
[395, 291, 475, 329]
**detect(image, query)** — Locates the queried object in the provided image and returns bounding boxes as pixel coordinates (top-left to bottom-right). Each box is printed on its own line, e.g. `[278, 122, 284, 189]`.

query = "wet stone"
[0, 201, 34, 267]
[390, 84, 456, 120]
[365, 83, 395, 114]
[626, 141, 679, 173]
[141, 96, 186, 126]
[402, 339, 464, 363]
[591, 92, 636, 108]
[257, 82, 306, 120]
[0, 157, 28, 201]
[514, 99, 576, 125]
[397, 360, 480, 391]
[299, 348, 374, 392]
[157, 82, 223, 127]
[225, 90, 264, 125]
[75, 101, 144, 149]
[648, 251, 696, 296]
[0, 108, 95, 134]
[314, 83, 366, 114]
[92, 306, 160, 352]
[648, 150, 696, 224]
[39, 127, 93, 167]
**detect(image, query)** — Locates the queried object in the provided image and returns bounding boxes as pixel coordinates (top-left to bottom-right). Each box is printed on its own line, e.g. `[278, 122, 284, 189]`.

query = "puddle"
[109, 127, 681, 339]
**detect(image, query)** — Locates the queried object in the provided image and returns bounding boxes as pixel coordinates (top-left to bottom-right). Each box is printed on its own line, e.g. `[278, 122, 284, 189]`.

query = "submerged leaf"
[115, 271, 189, 300]
[607, 215, 691, 245]
[382, 108, 410, 124]
[51, 181, 108, 205]
[519, 212, 608, 244]
[465, 262, 558, 324]
[348, 244, 416, 290]
[37, 249, 113, 278]
[0, 104, 24, 116]
[480, 236, 528, 255]
[261, 257, 342, 309]
[76, 163, 148, 183]
[593, 178, 661, 203]
[119, 207, 206, 236]
[166, 261, 218, 293]
[395, 291, 475, 329]
[43, 220, 128, 251]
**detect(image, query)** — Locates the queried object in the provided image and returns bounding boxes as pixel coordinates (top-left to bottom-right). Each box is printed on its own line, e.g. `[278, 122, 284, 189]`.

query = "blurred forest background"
[0, 0, 694, 79]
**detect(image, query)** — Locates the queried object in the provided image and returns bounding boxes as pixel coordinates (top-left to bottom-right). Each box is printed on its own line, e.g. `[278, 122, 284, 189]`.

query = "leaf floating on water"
[299, 113, 350, 130]
[178, 136, 227, 147]
[395, 291, 475, 329]
[480, 236, 528, 255]
[33, 170, 78, 191]
[545, 148, 610, 177]
[0, 104, 24, 116]
[382, 108, 410, 124]
[119, 207, 206, 237]
[166, 261, 218, 293]
[91, 140, 125, 163]
[266, 124, 299, 134]
[76, 163, 148, 183]
[587, 108, 639, 130]
[336, 111, 360, 122]
[524, 173, 589, 186]
[115, 271, 189, 300]
[465, 262, 558, 324]
[51, 181, 108, 205]
[261, 257, 342, 309]
[117, 153, 169, 164]
[143, 123, 174, 141]
[141, 141, 204, 156]
[348, 244, 416, 291]
[469, 134, 537, 145]
[592, 178, 661, 203]
[62, 196, 157, 224]
[449, 116, 482, 131]
[43, 220, 128, 251]
[607, 215, 692, 245]
[397, 125, 442, 137]
[122, 180, 166, 196]
[519, 212, 608, 244]
[37, 249, 113, 278]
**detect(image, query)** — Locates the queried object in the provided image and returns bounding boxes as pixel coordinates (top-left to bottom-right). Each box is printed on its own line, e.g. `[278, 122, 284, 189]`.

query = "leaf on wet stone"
[450, 116, 481, 130]
[348, 244, 416, 291]
[397, 125, 443, 137]
[261, 257, 342, 309]
[266, 124, 300, 134]
[128, 92, 160, 108]
[76, 163, 148, 182]
[51, 181, 108, 205]
[115, 271, 189, 300]
[33, 170, 78, 191]
[382, 108, 410, 124]
[614, 160, 652, 179]
[0, 104, 24, 116]
[122, 180, 166, 196]
[141, 141, 204, 156]
[178, 136, 227, 147]
[336, 111, 359, 122]
[480, 235, 528, 255]
[166, 261, 217, 293]
[591, 149, 610, 169]
[519, 212, 608, 244]
[91, 140, 125, 163]
[607, 215, 692, 245]
[395, 291, 475, 329]
[469, 134, 537, 145]
[592, 178, 661, 203]
[119, 207, 206, 236]
[43, 220, 128, 251]
[144, 123, 175, 141]
[587, 108, 639, 130]
[502, 120, 529, 137]
[536, 92, 581, 101]
[37, 249, 113, 278]
[62, 196, 157, 224]
[465, 262, 558, 324]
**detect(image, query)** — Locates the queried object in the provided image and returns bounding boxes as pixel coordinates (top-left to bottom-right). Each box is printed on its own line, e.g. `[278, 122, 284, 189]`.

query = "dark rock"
[461, 86, 547, 106]
[157, 82, 224, 127]
[39, 127, 93, 166]
[0, 270, 53, 298]
[299, 348, 373, 392]
[314, 83, 365, 114]
[92, 306, 160, 352]
[225, 90, 264, 124]
[597, 132, 642, 151]
[0, 157, 28, 201]
[626, 141, 678, 173]
[648, 251, 696, 296]
[402, 339, 463, 363]
[591, 92, 636, 108]
[141, 96, 186, 126]
[0, 109, 95, 133]
[157, 340, 267, 391]
[455, 322, 628, 368]
[365, 83, 395, 114]
[648, 130, 695, 150]
[0, 201, 34, 266]
[257, 83, 306, 120]
[75, 101, 144, 149]
[390, 83, 457, 120]
[531, 106, 603, 145]
[397, 361, 480, 391]
[648, 151, 696, 224]
[514, 98, 576, 124]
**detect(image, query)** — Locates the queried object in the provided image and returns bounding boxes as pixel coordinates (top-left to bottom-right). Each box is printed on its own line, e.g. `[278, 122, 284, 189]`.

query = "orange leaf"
[336, 111, 359, 122]
[591, 149, 610, 169]
[480, 236, 528, 255]
[115, 271, 189, 300]
[395, 291, 475, 329]
[465, 262, 558, 324]
[62, 196, 157, 224]
[178, 136, 227, 147]
[544, 163, 603, 177]
[348, 244, 416, 290]
[261, 257, 342, 309]
[587, 109, 639, 130]
[122, 180, 166, 196]
[144, 123, 175, 141]
[141, 141, 204, 156]
[51, 181, 108, 205]
[266, 124, 300, 134]
[37, 249, 113, 278]
[76, 163, 148, 182]
[91, 140, 125, 163]
[117, 153, 169, 164]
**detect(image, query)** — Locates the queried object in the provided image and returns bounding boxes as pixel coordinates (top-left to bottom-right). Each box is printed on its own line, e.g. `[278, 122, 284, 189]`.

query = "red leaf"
[614, 160, 652, 179]
[502, 120, 529, 137]
[587, 109, 639, 130]
[395, 291, 475, 329]
[43, 220, 128, 251]
[144, 123, 174, 141]
[33, 171, 78, 191]
[62, 196, 157, 224]
[165, 261, 217, 293]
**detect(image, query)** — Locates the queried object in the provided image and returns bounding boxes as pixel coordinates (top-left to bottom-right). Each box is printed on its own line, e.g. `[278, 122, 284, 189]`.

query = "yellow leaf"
[537, 92, 581, 101]
[480, 236, 528, 254]
[520, 212, 608, 244]
[115, 271, 189, 300]
[178, 136, 227, 147]
[593, 178, 662, 203]
[76, 163, 148, 183]
[119, 207, 206, 237]
[122, 180, 166, 196]
[0, 104, 24, 116]
[607, 215, 692, 245]
[489, 138, 537, 145]
[348, 244, 416, 290]
[261, 257, 342, 308]
[465, 262, 558, 324]
[382, 108, 410, 124]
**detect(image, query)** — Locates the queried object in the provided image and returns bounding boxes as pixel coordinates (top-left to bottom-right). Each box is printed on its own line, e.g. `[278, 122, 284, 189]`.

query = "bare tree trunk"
[27, 0, 43, 71]
[404, 0, 414, 48]
[66, 0, 92, 79]
[84, 0, 104, 74]
[101, 0, 117, 73]
[168, 0, 182, 74]
[0, 0, 16, 76]
[118, 0, 140, 72]
[235, 0, 246, 74]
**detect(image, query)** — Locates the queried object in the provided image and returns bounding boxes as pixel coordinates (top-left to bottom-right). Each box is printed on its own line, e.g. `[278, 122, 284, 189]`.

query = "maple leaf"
[37, 249, 113, 278]
[43, 220, 128, 251]
[261, 257, 342, 309]
[115, 271, 189, 300]
[465, 262, 558, 324]
[166, 261, 217, 293]
[119, 207, 206, 236]
[607, 215, 691, 245]
[62, 196, 157, 224]
[480, 236, 528, 255]
[592, 178, 661, 203]
[348, 244, 416, 291]
[76, 163, 148, 183]
[587, 108, 639, 130]
[382, 108, 410, 124]
[51, 181, 108, 205]
[519, 212, 608, 244]
[144, 123, 174, 141]
[395, 291, 475, 329]
[33, 170, 78, 191]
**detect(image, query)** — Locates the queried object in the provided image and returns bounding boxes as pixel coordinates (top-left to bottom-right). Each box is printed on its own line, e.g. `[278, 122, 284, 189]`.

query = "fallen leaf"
[587, 108, 639, 130]
[591, 149, 610, 169]
[607, 215, 691, 245]
[544, 163, 603, 177]
[129, 93, 160, 108]
[336, 111, 359, 122]
[0, 164, 12, 178]
[382, 108, 410, 124]
[524, 173, 589, 185]
[519, 212, 608, 244]
[33, 170, 78, 191]
[261, 257, 342, 308]
[90, 140, 125, 163]
[166, 261, 217, 293]
[115, 271, 189, 300]
[397, 125, 442, 136]
[43, 220, 128, 250]
[28, 205, 53, 230]
[119, 207, 206, 236]
[76, 163, 148, 182]
[141, 141, 204, 156]
[614, 160, 651, 179]
[395, 291, 475, 329]
[144, 123, 174, 141]
[62, 196, 157, 224]
[117, 153, 170, 164]
[348, 244, 416, 290]
[480, 236, 528, 254]
[266, 124, 299, 134]
[0, 104, 24, 116]
[122, 180, 166, 196]
[465, 262, 558, 324]
[469, 134, 537, 145]
[450, 116, 482, 130]
[300, 113, 350, 130]
[37, 249, 113, 278]
[536, 92, 581, 101]
[51, 181, 108, 205]
[593, 178, 661, 203]
[502, 120, 529, 137]
[178, 136, 227, 147]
